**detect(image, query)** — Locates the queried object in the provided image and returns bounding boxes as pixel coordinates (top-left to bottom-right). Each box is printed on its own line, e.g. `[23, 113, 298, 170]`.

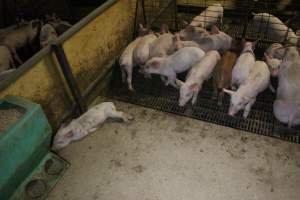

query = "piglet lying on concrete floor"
[52, 102, 133, 151]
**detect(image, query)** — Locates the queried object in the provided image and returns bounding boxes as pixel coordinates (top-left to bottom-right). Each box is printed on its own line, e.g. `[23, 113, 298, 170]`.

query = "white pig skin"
[144, 47, 205, 87]
[231, 41, 256, 89]
[52, 102, 133, 151]
[253, 13, 298, 44]
[133, 33, 158, 66]
[179, 26, 209, 42]
[273, 100, 300, 128]
[225, 61, 270, 118]
[119, 37, 142, 91]
[176, 50, 220, 106]
[40, 24, 58, 47]
[190, 4, 224, 28]
[150, 32, 176, 58]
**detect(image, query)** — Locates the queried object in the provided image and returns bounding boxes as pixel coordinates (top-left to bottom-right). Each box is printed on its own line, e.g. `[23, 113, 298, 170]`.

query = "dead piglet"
[174, 33, 200, 50]
[150, 24, 176, 58]
[2, 20, 41, 65]
[119, 24, 150, 91]
[40, 24, 58, 47]
[213, 50, 238, 105]
[144, 47, 205, 88]
[52, 102, 134, 151]
[224, 61, 270, 118]
[0, 45, 15, 74]
[176, 50, 220, 106]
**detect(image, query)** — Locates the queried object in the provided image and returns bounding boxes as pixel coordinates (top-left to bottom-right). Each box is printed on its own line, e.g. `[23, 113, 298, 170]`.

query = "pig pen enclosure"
[107, 0, 300, 143]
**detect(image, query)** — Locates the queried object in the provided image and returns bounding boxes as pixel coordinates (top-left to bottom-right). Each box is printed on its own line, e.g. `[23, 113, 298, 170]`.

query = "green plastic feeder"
[0, 96, 69, 200]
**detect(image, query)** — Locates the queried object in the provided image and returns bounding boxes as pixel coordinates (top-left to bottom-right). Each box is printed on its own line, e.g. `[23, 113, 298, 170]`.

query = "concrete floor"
[48, 97, 300, 200]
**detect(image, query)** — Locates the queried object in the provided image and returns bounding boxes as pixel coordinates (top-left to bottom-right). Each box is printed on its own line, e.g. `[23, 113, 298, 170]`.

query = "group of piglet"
[119, 3, 300, 128]
[0, 13, 72, 80]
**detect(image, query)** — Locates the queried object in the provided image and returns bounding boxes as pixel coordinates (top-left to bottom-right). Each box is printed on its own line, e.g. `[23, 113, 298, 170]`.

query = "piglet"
[196, 26, 232, 52]
[176, 50, 220, 106]
[40, 24, 58, 47]
[273, 100, 300, 128]
[224, 61, 270, 118]
[119, 24, 150, 91]
[190, 4, 223, 28]
[231, 40, 257, 90]
[133, 25, 158, 67]
[213, 50, 238, 105]
[52, 102, 133, 151]
[179, 25, 209, 42]
[144, 47, 205, 88]
[0, 45, 15, 73]
[150, 24, 176, 58]
[174, 33, 200, 50]
[2, 20, 41, 65]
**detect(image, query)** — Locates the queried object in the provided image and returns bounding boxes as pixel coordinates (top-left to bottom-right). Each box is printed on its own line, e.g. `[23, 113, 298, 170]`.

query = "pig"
[1, 20, 41, 65]
[190, 4, 224, 28]
[0, 45, 15, 73]
[252, 13, 298, 44]
[174, 33, 200, 50]
[144, 47, 205, 88]
[0, 19, 28, 38]
[149, 24, 176, 58]
[179, 25, 209, 42]
[195, 26, 232, 52]
[231, 40, 257, 90]
[52, 102, 134, 151]
[39, 24, 58, 47]
[176, 50, 220, 106]
[264, 43, 283, 77]
[213, 50, 238, 106]
[133, 26, 158, 67]
[119, 37, 142, 91]
[273, 100, 300, 128]
[275, 46, 300, 101]
[224, 61, 270, 118]
[45, 13, 72, 35]
[119, 24, 150, 91]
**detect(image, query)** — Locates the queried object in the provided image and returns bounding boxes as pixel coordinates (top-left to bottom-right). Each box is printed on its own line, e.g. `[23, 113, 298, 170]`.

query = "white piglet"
[176, 50, 220, 106]
[52, 102, 133, 150]
[231, 40, 257, 89]
[144, 47, 205, 87]
[224, 61, 270, 118]
[190, 4, 224, 28]
[273, 100, 300, 128]
[0, 45, 15, 73]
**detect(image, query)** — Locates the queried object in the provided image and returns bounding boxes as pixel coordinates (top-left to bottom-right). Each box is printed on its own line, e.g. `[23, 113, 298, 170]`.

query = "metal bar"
[174, 0, 178, 30]
[141, 0, 147, 25]
[133, 0, 140, 39]
[51, 43, 87, 115]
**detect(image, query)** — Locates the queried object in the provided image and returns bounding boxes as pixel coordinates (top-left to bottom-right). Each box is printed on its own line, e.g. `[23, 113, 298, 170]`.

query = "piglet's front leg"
[243, 98, 256, 119]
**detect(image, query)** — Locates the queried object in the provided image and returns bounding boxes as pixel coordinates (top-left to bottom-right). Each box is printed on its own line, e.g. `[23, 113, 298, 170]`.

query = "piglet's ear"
[139, 23, 144, 29]
[175, 79, 184, 87]
[64, 131, 74, 139]
[211, 25, 220, 34]
[223, 89, 235, 96]
[186, 25, 195, 32]
[183, 20, 189, 26]
[264, 53, 271, 61]
[252, 40, 258, 48]
[189, 83, 199, 91]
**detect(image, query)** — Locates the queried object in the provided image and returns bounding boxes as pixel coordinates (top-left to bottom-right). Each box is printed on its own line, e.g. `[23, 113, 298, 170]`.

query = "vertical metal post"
[51, 43, 87, 115]
[141, 0, 147, 25]
[133, 0, 140, 39]
[174, 0, 178, 31]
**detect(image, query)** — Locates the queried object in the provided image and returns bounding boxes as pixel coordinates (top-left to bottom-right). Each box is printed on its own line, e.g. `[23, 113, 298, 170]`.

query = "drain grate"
[107, 67, 300, 144]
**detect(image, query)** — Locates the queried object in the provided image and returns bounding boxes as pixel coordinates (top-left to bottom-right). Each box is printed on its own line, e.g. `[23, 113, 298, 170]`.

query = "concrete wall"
[0, 0, 136, 128]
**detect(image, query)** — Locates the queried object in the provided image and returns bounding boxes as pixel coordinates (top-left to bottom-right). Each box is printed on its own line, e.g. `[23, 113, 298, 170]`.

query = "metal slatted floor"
[107, 66, 300, 144]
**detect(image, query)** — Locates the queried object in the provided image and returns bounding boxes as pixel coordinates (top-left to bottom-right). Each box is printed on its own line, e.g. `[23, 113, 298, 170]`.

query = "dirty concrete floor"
[48, 97, 300, 200]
